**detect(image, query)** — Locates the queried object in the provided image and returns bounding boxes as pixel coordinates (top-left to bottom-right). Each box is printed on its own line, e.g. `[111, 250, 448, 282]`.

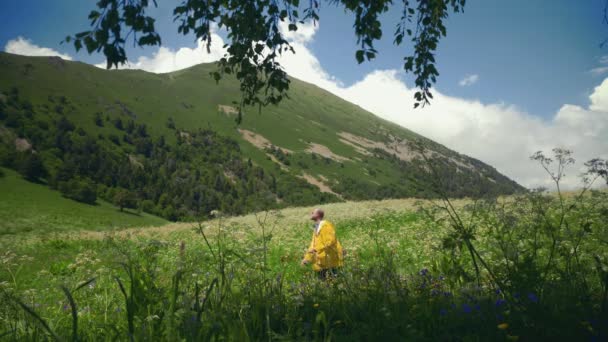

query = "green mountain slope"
[0, 52, 523, 221]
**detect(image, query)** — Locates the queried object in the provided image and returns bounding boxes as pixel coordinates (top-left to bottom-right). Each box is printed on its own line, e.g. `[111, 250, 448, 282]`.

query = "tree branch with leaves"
[67, 0, 466, 120]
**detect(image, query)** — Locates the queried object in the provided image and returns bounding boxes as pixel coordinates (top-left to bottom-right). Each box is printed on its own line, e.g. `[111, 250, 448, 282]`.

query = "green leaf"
[355, 50, 365, 64]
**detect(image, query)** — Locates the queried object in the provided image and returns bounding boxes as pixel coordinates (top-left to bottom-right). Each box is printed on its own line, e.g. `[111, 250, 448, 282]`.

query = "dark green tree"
[59, 178, 97, 204]
[94, 112, 104, 127]
[18, 152, 47, 181]
[113, 189, 138, 212]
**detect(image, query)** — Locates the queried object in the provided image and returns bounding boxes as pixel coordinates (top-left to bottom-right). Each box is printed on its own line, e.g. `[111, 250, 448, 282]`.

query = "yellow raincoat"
[303, 220, 344, 272]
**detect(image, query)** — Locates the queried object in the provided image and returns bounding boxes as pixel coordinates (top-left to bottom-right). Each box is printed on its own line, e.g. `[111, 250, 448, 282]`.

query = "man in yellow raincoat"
[301, 208, 344, 279]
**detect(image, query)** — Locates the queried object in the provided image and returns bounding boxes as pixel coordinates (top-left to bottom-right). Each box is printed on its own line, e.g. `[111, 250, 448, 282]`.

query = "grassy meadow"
[0, 168, 167, 236]
[1, 183, 608, 340]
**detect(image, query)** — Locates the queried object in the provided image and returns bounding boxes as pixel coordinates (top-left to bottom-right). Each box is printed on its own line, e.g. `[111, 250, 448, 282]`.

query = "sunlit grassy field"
[0, 168, 167, 236]
[1, 190, 607, 340]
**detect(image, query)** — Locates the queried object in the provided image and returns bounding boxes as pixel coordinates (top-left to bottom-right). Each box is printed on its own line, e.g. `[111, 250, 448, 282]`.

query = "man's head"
[310, 208, 324, 222]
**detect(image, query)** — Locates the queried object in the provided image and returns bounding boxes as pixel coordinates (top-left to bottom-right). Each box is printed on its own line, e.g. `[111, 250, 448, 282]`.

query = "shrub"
[113, 189, 138, 212]
[140, 199, 156, 214]
[17, 152, 47, 181]
[58, 178, 97, 204]
[108, 134, 120, 145]
[94, 112, 104, 127]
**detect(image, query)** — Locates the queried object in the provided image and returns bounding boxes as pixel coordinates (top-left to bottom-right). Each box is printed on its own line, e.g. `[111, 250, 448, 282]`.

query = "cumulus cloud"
[95, 27, 227, 73]
[458, 74, 479, 86]
[341, 72, 607, 189]
[275, 23, 608, 189]
[4, 37, 73, 60]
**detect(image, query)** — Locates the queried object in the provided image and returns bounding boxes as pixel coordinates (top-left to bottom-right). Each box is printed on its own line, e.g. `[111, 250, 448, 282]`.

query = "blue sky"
[1, 1, 607, 188]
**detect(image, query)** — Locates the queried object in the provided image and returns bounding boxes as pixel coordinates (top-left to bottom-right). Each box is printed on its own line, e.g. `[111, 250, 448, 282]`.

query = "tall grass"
[1, 150, 607, 340]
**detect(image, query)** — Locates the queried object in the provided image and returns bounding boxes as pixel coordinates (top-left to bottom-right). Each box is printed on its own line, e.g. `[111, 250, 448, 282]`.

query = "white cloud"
[95, 27, 227, 73]
[459, 74, 479, 86]
[590, 66, 608, 76]
[340, 71, 607, 189]
[590, 55, 608, 76]
[280, 21, 318, 44]
[4, 37, 73, 60]
[275, 23, 608, 189]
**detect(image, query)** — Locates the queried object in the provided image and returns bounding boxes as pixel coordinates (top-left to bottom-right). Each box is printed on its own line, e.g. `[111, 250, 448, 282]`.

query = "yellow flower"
[497, 323, 509, 330]
[506, 335, 519, 341]
[313, 303, 319, 308]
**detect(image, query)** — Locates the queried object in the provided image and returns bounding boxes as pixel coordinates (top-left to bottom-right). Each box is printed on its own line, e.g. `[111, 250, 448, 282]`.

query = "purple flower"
[474, 304, 481, 311]
[462, 304, 472, 314]
[419, 268, 429, 276]
[443, 291, 452, 297]
[439, 308, 448, 316]
[495, 299, 507, 307]
[528, 293, 538, 303]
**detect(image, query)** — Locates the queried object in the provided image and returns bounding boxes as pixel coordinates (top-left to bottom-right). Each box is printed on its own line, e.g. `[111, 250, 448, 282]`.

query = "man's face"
[310, 209, 320, 221]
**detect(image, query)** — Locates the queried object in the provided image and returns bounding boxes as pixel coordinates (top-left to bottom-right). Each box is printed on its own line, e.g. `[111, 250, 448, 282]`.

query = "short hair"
[315, 208, 325, 219]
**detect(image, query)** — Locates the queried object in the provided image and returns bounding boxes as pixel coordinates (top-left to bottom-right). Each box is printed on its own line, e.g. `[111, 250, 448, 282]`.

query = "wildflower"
[495, 289, 501, 295]
[527, 293, 538, 303]
[462, 304, 472, 314]
[497, 323, 509, 330]
[439, 308, 448, 316]
[313, 303, 319, 308]
[419, 268, 429, 276]
[495, 299, 507, 307]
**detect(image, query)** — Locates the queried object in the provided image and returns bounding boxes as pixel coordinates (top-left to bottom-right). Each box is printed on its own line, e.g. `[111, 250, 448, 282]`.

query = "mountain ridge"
[0, 52, 523, 221]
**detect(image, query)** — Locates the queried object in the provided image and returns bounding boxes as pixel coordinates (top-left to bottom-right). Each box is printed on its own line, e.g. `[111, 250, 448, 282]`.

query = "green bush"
[113, 188, 138, 212]
[58, 178, 97, 204]
[17, 152, 47, 181]
[140, 199, 156, 214]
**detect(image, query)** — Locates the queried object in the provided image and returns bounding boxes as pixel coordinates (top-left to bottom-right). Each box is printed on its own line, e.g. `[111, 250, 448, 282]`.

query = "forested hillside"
[0, 52, 523, 221]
